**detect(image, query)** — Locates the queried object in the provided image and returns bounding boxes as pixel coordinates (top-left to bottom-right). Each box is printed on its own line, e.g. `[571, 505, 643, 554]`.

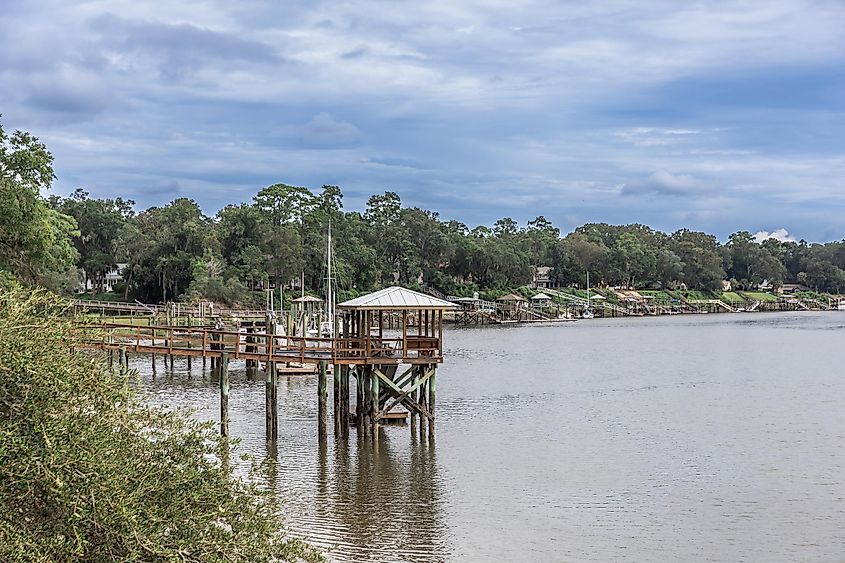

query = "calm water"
[133, 312, 845, 562]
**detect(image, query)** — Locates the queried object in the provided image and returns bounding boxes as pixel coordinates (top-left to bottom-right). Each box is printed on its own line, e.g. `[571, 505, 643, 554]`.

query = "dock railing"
[84, 323, 443, 364]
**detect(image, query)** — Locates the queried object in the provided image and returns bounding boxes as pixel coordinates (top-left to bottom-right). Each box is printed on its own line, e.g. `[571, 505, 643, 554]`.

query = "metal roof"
[531, 292, 552, 300]
[496, 293, 527, 302]
[292, 295, 323, 303]
[338, 286, 458, 310]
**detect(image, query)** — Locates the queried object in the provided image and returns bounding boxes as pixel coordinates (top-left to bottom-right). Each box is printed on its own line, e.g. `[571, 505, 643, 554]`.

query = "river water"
[134, 312, 845, 562]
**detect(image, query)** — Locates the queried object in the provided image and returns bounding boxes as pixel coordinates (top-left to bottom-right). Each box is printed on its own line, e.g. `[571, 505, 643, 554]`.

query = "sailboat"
[319, 222, 336, 337]
[582, 271, 595, 319]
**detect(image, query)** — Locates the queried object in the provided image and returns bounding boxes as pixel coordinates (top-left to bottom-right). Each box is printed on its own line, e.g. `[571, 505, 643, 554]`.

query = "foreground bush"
[0, 285, 322, 562]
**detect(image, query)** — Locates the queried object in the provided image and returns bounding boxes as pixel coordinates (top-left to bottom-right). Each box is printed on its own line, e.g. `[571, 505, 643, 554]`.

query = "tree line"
[3, 120, 845, 305]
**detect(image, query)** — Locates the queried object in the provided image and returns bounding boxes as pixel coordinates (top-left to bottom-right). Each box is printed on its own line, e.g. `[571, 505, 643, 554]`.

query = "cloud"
[621, 170, 714, 197]
[1, 1, 844, 241]
[753, 228, 797, 243]
[88, 13, 282, 80]
[300, 112, 363, 147]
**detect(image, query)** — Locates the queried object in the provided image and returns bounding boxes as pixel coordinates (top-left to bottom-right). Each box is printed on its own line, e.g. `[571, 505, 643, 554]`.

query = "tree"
[726, 231, 787, 289]
[58, 189, 134, 292]
[0, 283, 321, 561]
[129, 199, 208, 302]
[670, 229, 725, 290]
[0, 120, 79, 290]
[254, 183, 316, 226]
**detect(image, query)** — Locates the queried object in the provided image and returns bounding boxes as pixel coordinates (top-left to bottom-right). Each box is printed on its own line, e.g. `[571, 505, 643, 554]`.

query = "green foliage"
[8, 117, 845, 302]
[741, 291, 779, 302]
[720, 291, 747, 304]
[0, 284, 322, 562]
[57, 188, 135, 292]
[0, 120, 79, 290]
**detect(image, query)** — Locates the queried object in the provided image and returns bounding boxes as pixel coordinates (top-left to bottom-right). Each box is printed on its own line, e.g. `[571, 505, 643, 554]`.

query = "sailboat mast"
[326, 221, 333, 331]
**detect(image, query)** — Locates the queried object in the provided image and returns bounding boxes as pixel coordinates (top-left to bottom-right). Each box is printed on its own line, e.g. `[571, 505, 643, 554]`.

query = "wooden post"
[409, 365, 418, 436]
[355, 367, 363, 430]
[220, 352, 229, 437]
[119, 345, 127, 374]
[151, 353, 157, 375]
[271, 358, 278, 440]
[428, 366, 436, 435]
[342, 365, 350, 435]
[187, 340, 192, 371]
[332, 363, 340, 429]
[371, 367, 380, 428]
[265, 361, 273, 439]
[418, 371, 426, 441]
[318, 360, 328, 433]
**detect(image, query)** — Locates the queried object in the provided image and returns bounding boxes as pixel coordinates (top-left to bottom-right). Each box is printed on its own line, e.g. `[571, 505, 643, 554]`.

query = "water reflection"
[305, 424, 448, 562]
[135, 359, 449, 563]
[133, 312, 845, 562]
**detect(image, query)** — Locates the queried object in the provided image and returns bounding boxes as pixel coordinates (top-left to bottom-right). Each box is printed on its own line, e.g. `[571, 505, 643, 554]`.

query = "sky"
[1, 1, 844, 242]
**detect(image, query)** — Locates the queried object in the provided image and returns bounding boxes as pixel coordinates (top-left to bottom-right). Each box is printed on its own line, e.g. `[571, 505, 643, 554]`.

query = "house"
[531, 266, 555, 289]
[79, 263, 127, 294]
[779, 283, 809, 294]
[721, 280, 732, 291]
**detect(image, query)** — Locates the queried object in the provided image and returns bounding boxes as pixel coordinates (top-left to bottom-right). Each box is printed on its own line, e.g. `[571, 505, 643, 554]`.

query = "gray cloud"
[300, 112, 363, 147]
[621, 170, 716, 198]
[88, 13, 283, 80]
[1, 0, 843, 241]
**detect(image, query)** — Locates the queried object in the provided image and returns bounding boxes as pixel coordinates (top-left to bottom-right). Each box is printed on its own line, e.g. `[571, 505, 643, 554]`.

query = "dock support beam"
[266, 361, 278, 441]
[220, 352, 229, 437]
[318, 360, 328, 433]
[119, 346, 127, 374]
[371, 369, 380, 430]
[428, 368, 436, 437]
[355, 367, 363, 432]
[332, 363, 340, 430]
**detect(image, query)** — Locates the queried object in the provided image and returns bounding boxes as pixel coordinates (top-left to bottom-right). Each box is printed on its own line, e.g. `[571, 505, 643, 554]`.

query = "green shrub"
[0, 284, 322, 562]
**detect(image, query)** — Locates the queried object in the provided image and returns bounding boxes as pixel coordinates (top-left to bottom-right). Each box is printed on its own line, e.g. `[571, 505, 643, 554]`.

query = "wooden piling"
[151, 353, 157, 374]
[428, 367, 436, 435]
[119, 345, 127, 374]
[337, 365, 348, 436]
[271, 360, 278, 440]
[220, 352, 229, 437]
[371, 369, 380, 429]
[265, 362, 273, 439]
[332, 363, 340, 428]
[355, 368, 363, 430]
[318, 360, 328, 432]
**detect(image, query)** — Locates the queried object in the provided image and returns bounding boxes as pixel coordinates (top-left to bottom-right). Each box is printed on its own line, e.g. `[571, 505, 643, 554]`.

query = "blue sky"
[2, 0, 844, 241]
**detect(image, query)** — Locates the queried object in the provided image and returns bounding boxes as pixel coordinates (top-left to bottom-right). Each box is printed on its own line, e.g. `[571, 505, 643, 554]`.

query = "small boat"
[582, 271, 594, 319]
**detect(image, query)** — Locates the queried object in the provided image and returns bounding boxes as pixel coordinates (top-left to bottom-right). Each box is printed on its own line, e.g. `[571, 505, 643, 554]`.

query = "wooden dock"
[88, 286, 457, 442]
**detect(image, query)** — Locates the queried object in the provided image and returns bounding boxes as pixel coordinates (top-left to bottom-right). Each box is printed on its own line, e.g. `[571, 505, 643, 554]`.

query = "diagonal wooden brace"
[375, 366, 435, 420]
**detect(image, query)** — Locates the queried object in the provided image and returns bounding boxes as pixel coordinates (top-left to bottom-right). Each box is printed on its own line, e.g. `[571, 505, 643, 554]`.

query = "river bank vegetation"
[1, 121, 323, 561]
[0, 282, 323, 562]
[3, 119, 845, 309]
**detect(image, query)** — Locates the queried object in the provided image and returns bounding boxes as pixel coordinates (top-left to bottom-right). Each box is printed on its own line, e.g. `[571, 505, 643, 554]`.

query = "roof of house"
[338, 286, 457, 310]
[496, 293, 527, 302]
[292, 295, 323, 303]
[531, 293, 552, 300]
